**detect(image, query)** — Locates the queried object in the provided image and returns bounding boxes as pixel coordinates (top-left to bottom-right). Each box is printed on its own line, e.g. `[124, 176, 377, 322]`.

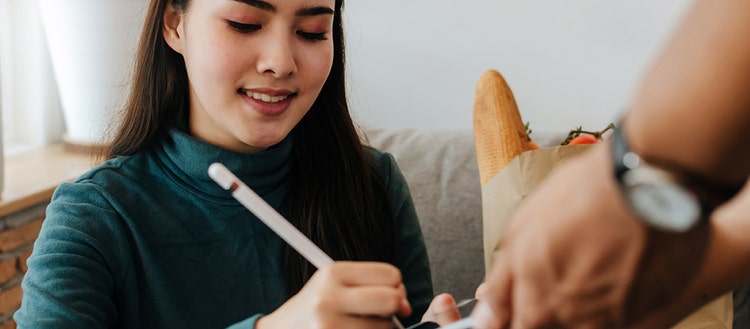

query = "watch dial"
[627, 183, 701, 232]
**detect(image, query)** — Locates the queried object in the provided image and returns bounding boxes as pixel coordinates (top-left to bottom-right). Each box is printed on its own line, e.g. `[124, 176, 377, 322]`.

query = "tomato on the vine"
[561, 123, 615, 146]
[568, 134, 598, 145]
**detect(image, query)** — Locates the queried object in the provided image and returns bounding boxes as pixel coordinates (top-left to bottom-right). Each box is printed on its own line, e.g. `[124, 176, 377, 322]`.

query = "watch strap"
[612, 123, 745, 219]
[611, 123, 636, 180]
[685, 175, 745, 218]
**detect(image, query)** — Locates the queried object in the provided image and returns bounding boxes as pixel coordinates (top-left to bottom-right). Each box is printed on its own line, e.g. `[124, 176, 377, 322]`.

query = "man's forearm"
[626, 0, 750, 184]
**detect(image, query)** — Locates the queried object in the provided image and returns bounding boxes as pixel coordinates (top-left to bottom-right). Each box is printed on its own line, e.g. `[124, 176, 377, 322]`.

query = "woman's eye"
[228, 21, 261, 33]
[297, 31, 327, 41]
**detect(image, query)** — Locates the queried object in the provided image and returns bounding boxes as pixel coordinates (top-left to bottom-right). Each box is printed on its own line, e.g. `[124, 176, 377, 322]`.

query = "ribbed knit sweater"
[14, 129, 433, 328]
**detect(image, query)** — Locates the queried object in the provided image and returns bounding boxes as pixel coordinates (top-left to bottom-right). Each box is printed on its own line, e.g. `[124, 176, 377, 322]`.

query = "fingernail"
[401, 299, 412, 315]
[472, 301, 493, 329]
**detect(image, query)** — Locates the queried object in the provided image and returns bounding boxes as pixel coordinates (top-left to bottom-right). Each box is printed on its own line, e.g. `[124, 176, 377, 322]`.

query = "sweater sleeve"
[379, 152, 435, 326]
[14, 182, 126, 328]
[226, 314, 264, 329]
[15, 181, 266, 329]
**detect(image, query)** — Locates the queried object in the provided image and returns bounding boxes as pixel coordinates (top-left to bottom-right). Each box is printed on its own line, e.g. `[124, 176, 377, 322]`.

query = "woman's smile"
[239, 87, 296, 116]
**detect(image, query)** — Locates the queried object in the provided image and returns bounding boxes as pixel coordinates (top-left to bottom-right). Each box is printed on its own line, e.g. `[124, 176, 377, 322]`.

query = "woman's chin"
[239, 134, 286, 152]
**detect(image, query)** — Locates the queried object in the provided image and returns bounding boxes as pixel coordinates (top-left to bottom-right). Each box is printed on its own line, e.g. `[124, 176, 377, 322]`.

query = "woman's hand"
[421, 293, 462, 326]
[257, 262, 411, 329]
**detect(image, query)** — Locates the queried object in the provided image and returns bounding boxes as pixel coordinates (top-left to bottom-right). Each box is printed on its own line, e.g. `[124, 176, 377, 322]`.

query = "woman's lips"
[247, 91, 289, 103]
[239, 88, 295, 117]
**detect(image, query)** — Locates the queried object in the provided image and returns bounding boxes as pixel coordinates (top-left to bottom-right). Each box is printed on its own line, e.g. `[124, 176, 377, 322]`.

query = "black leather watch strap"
[687, 176, 745, 218]
[612, 122, 745, 218]
[611, 123, 636, 182]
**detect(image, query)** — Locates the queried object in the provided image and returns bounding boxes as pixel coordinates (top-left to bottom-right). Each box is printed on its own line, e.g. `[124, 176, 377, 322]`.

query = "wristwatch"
[611, 124, 744, 232]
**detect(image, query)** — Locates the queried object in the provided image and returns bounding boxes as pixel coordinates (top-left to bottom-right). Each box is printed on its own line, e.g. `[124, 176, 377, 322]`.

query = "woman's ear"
[162, 2, 184, 54]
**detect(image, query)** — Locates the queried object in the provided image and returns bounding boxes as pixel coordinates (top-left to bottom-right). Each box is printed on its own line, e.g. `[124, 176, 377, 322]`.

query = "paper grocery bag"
[479, 145, 733, 329]
[672, 295, 733, 328]
[481, 144, 591, 269]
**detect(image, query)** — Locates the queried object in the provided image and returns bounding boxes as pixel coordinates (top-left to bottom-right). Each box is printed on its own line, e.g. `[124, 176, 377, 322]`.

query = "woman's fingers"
[314, 262, 411, 317]
[396, 283, 413, 317]
[322, 262, 404, 288]
[337, 285, 410, 317]
[329, 315, 394, 329]
[422, 293, 461, 325]
[260, 262, 413, 329]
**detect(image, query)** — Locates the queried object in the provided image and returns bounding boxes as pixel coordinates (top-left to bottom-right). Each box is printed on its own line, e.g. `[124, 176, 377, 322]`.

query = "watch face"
[623, 168, 701, 232]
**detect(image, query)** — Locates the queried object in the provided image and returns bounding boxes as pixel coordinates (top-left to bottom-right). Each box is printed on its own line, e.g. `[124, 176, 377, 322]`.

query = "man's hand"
[472, 145, 710, 329]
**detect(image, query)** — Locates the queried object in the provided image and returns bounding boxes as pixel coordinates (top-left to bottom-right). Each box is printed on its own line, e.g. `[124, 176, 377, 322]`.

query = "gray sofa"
[365, 127, 485, 302]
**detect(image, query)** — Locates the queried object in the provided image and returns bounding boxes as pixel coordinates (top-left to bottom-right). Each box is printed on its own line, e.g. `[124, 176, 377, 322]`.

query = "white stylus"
[208, 162, 406, 329]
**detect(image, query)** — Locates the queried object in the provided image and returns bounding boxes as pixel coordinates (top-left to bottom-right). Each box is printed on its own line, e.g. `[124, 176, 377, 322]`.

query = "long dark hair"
[107, 0, 397, 294]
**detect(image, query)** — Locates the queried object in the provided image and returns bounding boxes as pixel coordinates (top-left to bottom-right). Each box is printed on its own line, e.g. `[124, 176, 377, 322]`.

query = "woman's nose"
[256, 34, 297, 78]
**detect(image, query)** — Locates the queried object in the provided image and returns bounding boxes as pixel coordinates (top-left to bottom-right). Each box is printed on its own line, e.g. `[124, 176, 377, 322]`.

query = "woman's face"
[163, 0, 335, 152]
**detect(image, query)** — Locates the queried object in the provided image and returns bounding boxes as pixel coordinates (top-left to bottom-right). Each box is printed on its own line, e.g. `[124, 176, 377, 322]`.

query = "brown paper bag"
[480, 144, 732, 328]
[481, 144, 592, 269]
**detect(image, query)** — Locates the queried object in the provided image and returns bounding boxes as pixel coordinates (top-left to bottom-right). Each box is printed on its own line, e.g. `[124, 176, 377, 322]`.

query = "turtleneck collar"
[155, 128, 294, 200]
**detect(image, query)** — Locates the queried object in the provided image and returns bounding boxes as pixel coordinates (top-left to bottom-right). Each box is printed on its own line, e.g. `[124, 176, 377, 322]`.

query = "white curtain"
[0, 0, 5, 194]
[0, 0, 65, 155]
[0, 0, 5, 152]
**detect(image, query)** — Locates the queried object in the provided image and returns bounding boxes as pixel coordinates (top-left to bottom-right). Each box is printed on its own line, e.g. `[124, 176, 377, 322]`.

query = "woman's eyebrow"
[230, 0, 333, 17]
[296, 6, 334, 17]
[232, 0, 334, 16]
[232, 0, 275, 12]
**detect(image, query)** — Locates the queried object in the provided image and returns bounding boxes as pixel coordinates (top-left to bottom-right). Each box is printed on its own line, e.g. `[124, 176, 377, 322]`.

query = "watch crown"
[623, 152, 641, 169]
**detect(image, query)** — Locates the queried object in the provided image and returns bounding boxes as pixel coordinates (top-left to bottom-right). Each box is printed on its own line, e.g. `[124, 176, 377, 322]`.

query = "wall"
[345, 0, 693, 133]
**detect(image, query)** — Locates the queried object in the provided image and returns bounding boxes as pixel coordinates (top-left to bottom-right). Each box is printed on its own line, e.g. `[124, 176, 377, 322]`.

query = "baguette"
[473, 69, 530, 186]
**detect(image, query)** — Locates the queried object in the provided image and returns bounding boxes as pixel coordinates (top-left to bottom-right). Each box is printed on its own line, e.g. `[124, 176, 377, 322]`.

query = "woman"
[15, 0, 460, 328]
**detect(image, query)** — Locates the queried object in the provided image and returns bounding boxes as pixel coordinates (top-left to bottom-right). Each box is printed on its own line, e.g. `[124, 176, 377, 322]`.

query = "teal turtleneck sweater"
[14, 129, 433, 328]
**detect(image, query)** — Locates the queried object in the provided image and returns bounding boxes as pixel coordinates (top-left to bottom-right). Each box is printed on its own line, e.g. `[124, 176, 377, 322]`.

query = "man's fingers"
[473, 249, 513, 329]
[475, 282, 489, 300]
[512, 272, 553, 329]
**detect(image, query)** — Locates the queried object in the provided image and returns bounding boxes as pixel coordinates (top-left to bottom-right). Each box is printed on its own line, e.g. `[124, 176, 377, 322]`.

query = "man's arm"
[627, 0, 750, 184]
[473, 0, 750, 328]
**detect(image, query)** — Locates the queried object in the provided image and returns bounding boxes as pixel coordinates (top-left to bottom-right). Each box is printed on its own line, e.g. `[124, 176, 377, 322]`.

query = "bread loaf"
[473, 70, 530, 186]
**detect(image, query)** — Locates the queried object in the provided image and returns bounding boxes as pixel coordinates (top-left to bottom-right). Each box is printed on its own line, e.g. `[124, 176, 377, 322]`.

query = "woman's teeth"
[248, 92, 288, 103]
